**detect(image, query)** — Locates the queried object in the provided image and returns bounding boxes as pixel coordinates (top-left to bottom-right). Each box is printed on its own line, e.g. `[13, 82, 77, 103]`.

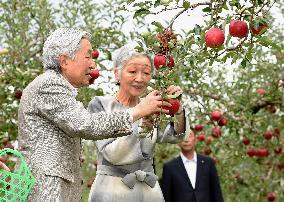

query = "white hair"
[112, 43, 152, 74]
[42, 27, 91, 72]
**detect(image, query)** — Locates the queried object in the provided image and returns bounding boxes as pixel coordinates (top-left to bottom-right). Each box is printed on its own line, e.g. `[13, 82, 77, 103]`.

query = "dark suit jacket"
[161, 154, 224, 202]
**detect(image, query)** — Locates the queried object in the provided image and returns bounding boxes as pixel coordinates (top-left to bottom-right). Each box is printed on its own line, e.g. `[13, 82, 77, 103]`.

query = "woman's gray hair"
[113, 43, 152, 75]
[42, 27, 91, 72]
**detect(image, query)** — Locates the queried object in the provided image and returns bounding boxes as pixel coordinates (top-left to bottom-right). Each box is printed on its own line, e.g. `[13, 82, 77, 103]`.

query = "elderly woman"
[87, 44, 187, 202]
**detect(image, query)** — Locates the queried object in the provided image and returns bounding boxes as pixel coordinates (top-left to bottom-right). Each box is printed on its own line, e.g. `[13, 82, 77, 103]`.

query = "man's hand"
[0, 161, 10, 172]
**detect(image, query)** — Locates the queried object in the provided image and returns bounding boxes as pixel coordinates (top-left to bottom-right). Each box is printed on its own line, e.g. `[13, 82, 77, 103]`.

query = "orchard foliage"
[128, 0, 284, 201]
[0, 0, 283, 201]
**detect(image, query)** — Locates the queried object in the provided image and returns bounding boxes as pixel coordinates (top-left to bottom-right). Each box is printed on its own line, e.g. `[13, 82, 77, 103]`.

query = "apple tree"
[126, 0, 284, 201]
[0, 0, 283, 201]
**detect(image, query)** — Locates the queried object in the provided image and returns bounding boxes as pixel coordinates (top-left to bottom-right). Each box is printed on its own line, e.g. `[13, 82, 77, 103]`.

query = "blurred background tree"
[0, 0, 283, 201]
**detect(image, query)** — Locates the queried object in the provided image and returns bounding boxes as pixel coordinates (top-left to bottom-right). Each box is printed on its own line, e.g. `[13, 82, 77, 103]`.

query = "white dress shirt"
[180, 151, 197, 188]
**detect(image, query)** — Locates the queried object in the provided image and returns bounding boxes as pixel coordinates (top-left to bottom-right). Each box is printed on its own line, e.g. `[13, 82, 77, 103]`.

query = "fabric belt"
[96, 164, 158, 189]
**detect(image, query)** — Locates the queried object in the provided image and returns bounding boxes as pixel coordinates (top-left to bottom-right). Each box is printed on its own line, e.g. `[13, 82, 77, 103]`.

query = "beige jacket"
[17, 70, 132, 183]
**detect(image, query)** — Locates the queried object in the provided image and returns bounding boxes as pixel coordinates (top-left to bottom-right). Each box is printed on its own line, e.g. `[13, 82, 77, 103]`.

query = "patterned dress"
[87, 96, 186, 202]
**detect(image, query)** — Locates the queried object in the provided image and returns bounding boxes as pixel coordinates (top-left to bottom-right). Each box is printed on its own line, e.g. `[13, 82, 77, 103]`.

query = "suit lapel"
[175, 155, 194, 189]
[195, 154, 205, 188]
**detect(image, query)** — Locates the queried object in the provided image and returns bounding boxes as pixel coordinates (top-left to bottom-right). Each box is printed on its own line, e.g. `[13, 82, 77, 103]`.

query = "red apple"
[91, 49, 99, 59]
[264, 131, 273, 140]
[266, 104, 276, 113]
[206, 136, 212, 145]
[205, 27, 225, 48]
[277, 163, 284, 171]
[3, 143, 14, 149]
[162, 99, 181, 116]
[157, 30, 177, 53]
[218, 117, 228, 127]
[154, 54, 167, 70]
[167, 55, 175, 68]
[247, 148, 257, 157]
[196, 134, 206, 141]
[266, 192, 276, 201]
[257, 88, 265, 95]
[250, 23, 268, 35]
[242, 137, 250, 145]
[157, 30, 177, 44]
[210, 111, 222, 121]
[257, 148, 269, 157]
[194, 124, 204, 132]
[274, 146, 282, 154]
[90, 69, 100, 79]
[229, 20, 249, 38]
[14, 90, 22, 99]
[273, 128, 281, 137]
[211, 127, 222, 138]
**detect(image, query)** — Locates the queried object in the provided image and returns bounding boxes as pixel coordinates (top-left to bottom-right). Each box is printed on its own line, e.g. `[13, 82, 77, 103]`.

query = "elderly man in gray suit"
[17, 28, 170, 202]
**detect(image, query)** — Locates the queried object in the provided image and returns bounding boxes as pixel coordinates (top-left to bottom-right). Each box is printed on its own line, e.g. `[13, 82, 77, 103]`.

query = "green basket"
[0, 148, 35, 202]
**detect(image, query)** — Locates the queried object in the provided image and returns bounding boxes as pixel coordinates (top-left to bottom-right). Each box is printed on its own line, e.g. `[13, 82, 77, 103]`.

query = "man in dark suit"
[161, 130, 224, 202]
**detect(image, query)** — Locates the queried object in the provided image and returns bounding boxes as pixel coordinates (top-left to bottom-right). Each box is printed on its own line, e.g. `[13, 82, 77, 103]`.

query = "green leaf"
[258, 37, 281, 51]
[193, 25, 201, 35]
[165, 94, 178, 99]
[133, 8, 150, 19]
[151, 21, 164, 30]
[257, 0, 264, 5]
[202, 7, 211, 12]
[240, 59, 246, 68]
[183, 1, 190, 9]
[127, 0, 136, 4]
[154, 0, 160, 7]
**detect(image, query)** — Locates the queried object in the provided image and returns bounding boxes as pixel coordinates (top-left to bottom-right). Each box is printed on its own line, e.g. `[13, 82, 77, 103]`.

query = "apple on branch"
[266, 192, 276, 201]
[250, 19, 268, 35]
[194, 124, 204, 132]
[161, 98, 181, 116]
[229, 20, 249, 38]
[205, 27, 225, 48]
[210, 110, 222, 121]
[154, 54, 167, 70]
[91, 49, 99, 59]
[89, 69, 100, 84]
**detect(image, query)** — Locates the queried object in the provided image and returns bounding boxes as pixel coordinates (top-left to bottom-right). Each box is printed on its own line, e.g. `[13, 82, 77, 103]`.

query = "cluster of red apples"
[89, 49, 100, 84]
[194, 110, 228, 143]
[153, 29, 181, 116]
[205, 19, 268, 48]
[153, 29, 176, 70]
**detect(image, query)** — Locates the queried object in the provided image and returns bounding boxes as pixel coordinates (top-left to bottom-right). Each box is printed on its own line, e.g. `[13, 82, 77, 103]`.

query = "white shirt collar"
[180, 151, 197, 163]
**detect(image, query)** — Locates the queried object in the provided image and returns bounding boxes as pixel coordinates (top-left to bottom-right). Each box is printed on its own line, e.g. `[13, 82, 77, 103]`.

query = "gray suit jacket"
[17, 69, 133, 183]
